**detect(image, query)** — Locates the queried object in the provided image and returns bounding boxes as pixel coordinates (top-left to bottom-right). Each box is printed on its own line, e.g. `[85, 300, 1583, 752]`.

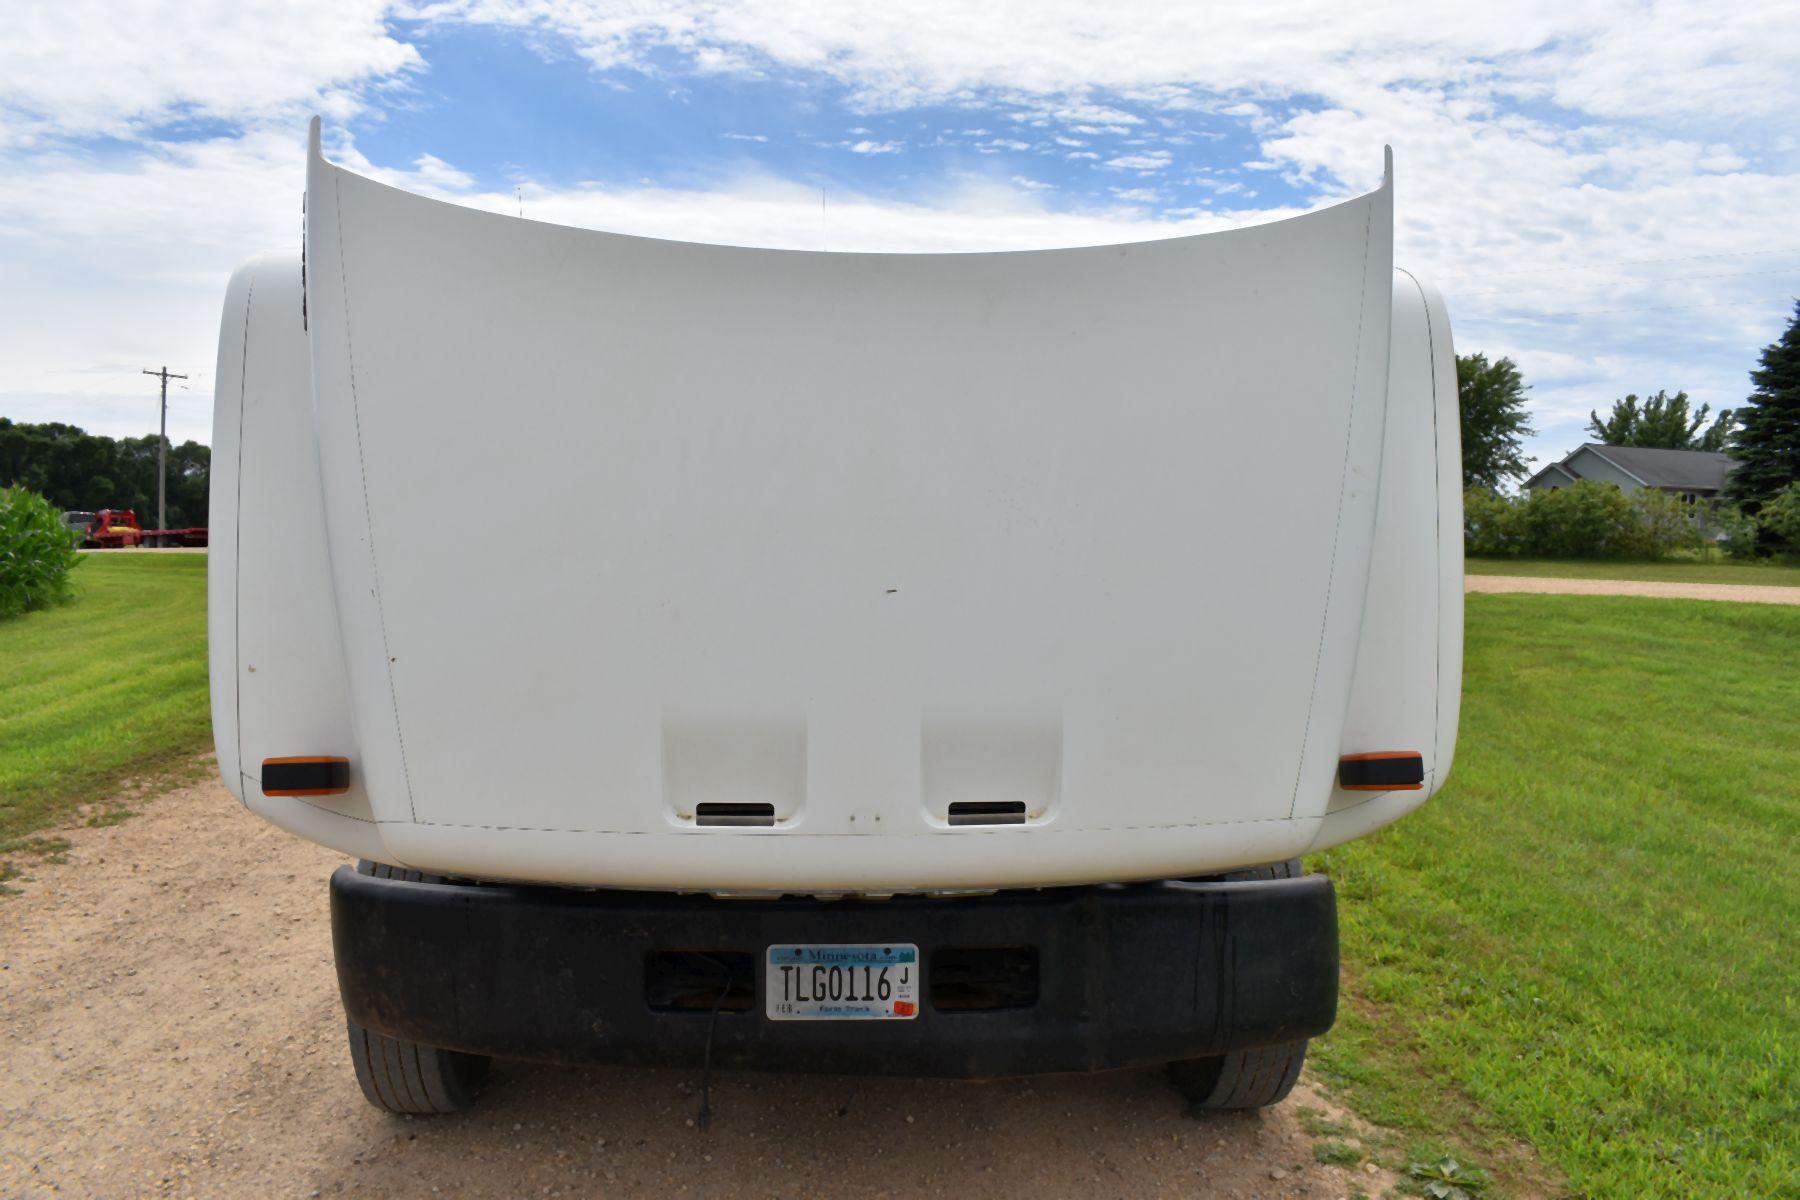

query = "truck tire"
[346, 1019, 490, 1114]
[1166, 1039, 1308, 1110]
[1166, 857, 1309, 1109]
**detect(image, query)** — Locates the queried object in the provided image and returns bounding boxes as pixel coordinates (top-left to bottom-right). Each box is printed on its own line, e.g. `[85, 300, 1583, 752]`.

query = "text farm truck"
[209, 119, 1461, 1116]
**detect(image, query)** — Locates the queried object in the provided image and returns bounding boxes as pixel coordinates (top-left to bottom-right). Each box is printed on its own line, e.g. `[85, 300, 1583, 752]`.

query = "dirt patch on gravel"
[1466, 574, 1800, 605]
[1, 773, 1406, 1199]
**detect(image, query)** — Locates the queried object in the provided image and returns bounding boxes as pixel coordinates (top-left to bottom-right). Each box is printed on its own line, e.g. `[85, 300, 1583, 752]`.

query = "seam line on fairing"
[334, 172, 418, 821]
[231, 268, 255, 809]
[241, 773, 379, 824]
[1288, 189, 1377, 820]
[1402, 267, 1447, 784]
[1316, 767, 1436, 824]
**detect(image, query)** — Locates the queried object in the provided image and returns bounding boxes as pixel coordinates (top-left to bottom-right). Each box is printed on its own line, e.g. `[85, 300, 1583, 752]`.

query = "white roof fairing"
[300, 117, 1399, 891]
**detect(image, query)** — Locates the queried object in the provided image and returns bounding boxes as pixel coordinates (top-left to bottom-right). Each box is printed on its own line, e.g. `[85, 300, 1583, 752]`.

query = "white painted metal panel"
[207, 262, 250, 800]
[1311, 272, 1463, 850]
[212, 121, 1443, 891]
[211, 254, 386, 861]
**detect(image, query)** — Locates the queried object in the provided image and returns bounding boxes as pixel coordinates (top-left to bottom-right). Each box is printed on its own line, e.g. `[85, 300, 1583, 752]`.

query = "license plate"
[765, 944, 919, 1020]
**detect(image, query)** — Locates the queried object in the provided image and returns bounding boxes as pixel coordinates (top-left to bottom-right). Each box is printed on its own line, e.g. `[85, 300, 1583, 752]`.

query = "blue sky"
[3, 2, 1797, 476]
[351, 23, 1293, 212]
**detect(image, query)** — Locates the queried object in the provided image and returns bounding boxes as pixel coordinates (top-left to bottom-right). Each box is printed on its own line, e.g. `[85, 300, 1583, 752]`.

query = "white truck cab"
[210, 119, 1460, 1114]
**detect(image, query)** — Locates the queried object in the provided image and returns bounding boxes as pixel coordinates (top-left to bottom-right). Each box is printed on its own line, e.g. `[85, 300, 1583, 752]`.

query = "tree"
[1723, 302, 1800, 513]
[1585, 389, 1735, 450]
[0, 418, 210, 527]
[1515, 479, 1633, 558]
[1457, 353, 1535, 491]
[1759, 481, 1800, 548]
[1462, 485, 1520, 557]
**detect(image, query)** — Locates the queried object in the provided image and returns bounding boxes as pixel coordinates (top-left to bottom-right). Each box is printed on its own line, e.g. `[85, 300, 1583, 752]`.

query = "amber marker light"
[1337, 751, 1424, 791]
[262, 756, 352, 796]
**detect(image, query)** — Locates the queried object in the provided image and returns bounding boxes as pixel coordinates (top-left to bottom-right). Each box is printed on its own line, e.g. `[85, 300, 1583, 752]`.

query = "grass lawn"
[1467, 555, 1800, 587]
[1311, 595, 1800, 1198]
[0, 553, 210, 873]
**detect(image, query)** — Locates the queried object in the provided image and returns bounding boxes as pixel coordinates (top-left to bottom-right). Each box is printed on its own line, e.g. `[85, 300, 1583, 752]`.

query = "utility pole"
[143, 366, 187, 532]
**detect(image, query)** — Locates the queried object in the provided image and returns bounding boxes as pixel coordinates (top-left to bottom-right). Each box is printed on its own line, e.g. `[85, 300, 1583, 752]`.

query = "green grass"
[0, 554, 210, 861]
[1467, 555, 1800, 586]
[1311, 595, 1800, 1198]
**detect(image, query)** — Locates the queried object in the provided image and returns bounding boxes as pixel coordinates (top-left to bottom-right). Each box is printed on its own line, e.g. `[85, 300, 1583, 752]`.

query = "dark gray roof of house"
[1578, 444, 1736, 490]
[1527, 461, 1578, 486]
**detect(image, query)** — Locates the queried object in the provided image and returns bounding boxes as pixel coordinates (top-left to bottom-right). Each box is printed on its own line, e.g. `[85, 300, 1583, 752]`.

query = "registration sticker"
[765, 944, 920, 1020]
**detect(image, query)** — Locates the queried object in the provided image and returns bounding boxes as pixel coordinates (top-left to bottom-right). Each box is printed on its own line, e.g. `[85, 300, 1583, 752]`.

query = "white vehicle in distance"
[209, 119, 1461, 1115]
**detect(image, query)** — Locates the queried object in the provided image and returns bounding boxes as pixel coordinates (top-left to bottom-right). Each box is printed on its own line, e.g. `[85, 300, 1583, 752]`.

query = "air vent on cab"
[695, 802, 776, 827]
[947, 801, 1027, 827]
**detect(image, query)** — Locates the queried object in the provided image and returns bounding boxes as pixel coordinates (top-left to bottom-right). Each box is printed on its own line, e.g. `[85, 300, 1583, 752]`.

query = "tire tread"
[345, 1019, 489, 1114]
[1169, 1040, 1308, 1110]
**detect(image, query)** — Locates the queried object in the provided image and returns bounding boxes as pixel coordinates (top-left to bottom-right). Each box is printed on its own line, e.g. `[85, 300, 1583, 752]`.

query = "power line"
[142, 366, 187, 533]
[1437, 244, 1800, 282]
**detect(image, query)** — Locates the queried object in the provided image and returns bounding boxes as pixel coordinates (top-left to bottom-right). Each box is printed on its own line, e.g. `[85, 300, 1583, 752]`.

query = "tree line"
[1458, 301, 1800, 552]
[0, 419, 211, 528]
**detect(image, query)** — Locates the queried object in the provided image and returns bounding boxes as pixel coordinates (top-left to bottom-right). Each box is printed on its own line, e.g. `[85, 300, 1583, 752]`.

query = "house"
[1523, 443, 1736, 503]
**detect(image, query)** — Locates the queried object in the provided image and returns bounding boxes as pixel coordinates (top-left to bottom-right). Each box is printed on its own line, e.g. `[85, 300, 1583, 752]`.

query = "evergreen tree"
[1724, 302, 1800, 512]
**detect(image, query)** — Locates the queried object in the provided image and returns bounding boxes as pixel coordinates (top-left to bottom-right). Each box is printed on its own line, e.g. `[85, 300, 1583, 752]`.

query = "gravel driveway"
[0, 774, 1397, 1199]
[1466, 574, 1800, 605]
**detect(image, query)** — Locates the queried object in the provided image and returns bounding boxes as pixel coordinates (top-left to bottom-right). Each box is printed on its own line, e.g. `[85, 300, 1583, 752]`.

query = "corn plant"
[0, 486, 82, 620]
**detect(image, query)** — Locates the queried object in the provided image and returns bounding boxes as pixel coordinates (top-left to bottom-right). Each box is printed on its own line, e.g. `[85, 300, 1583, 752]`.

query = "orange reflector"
[262, 756, 351, 796]
[1338, 752, 1424, 791]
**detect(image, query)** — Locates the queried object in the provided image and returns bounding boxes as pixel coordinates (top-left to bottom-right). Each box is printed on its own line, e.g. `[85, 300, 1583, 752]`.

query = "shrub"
[1758, 482, 1800, 549]
[1463, 486, 1521, 557]
[0, 486, 82, 620]
[1623, 488, 1706, 559]
[1708, 502, 1762, 560]
[1516, 480, 1634, 557]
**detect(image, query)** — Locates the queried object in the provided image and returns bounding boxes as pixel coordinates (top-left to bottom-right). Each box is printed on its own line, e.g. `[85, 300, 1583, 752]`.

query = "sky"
[3, 2, 1798, 476]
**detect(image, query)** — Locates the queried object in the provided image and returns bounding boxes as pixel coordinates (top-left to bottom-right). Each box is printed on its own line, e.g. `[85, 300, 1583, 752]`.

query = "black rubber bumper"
[330, 866, 1337, 1077]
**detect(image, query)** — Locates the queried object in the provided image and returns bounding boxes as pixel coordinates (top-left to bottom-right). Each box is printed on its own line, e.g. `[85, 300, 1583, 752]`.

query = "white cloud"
[406, 152, 476, 190]
[0, 132, 303, 442]
[1109, 187, 1163, 205]
[1103, 151, 1172, 171]
[416, 1, 1800, 127]
[1, 0, 419, 143]
[846, 139, 901, 154]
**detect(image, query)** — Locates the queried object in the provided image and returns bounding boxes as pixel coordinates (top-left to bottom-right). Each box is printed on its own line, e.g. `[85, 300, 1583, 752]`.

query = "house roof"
[1527, 461, 1579, 487]
[1526, 443, 1736, 492]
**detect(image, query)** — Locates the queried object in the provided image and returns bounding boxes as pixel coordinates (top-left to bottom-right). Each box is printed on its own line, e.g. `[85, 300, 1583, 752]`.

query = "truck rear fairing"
[210, 123, 1459, 1108]
[211, 129, 1460, 896]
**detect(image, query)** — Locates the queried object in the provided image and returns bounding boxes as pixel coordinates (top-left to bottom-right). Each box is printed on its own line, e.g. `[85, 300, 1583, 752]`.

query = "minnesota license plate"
[765, 944, 919, 1020]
